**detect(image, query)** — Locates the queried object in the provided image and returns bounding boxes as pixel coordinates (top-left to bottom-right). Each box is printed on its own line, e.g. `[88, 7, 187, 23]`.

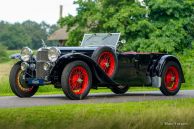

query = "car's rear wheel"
[9, 62, 39, 97]
[61, 61, 92, 100]
[111, 85, 129, 94]
[92, 46, 118, 79]
[160, 61, 181, 96]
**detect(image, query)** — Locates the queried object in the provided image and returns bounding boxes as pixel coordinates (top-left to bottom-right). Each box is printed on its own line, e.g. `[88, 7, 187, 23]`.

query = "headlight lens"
[43, 62, 51, 71]
[20, 47, 33, 61]
[21, 62, 29, 71]
[48, 47, 60, 62]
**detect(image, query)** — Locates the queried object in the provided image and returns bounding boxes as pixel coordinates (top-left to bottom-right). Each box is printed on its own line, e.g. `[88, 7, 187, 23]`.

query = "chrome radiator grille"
[36, 49, 49, 79]
[36, 50, 49, 61]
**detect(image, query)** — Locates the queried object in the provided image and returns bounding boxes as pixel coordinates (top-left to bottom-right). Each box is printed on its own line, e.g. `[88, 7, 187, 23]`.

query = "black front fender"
[156, 55, 185, 83]
[51, 53, 119, 87]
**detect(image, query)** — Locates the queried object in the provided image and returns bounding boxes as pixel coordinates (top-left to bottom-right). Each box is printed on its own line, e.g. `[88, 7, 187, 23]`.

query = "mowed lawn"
[0, 99, 194, 129]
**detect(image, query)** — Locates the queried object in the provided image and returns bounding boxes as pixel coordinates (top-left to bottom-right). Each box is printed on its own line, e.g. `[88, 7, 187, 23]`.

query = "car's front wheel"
[9, 62, 39, 97]
[160, 61, 181, 96]
[61, 61, 92, 100]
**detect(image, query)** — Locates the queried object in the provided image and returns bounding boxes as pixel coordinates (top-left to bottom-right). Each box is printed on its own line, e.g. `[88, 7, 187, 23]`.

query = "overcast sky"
[0, 0, 77, 25]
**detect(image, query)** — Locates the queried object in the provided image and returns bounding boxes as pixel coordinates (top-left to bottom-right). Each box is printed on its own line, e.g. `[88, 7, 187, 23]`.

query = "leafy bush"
[0, 44, 8, 63]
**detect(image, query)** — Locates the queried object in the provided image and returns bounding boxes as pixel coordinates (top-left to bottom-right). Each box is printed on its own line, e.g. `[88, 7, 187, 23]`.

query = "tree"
[0, 23, 31, 49]
[59, 0, 194, 53]
[0, 20, 58, 50]
[59, 0, 148, 46]
[135, 0, 194, 53]
[22, 21, 48, 49]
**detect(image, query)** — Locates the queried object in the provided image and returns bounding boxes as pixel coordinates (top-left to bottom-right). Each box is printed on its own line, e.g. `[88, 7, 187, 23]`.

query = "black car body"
[9, 33, 185, 100]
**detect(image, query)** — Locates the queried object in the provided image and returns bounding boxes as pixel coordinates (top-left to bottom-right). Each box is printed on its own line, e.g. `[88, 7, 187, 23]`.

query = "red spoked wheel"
[97, 52, 115, 77]
[69, 66, 89, 95]
[160, 61, 181, 96]
[61, 61, 92, 100]
[92, 46, 118, 79]
[164, 66, 179, 91]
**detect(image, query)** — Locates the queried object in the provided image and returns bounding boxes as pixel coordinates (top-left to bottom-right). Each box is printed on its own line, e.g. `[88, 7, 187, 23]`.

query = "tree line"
[0, 20, 58, 50]
[59, 0, 194, 53]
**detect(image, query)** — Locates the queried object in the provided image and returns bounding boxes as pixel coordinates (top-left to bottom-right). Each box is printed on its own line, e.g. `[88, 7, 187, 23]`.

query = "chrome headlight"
[48, 47, 60, 62]
[21, 62, 29, 71]
[43, 62, 51, 71]
[20, 47, 33, 62]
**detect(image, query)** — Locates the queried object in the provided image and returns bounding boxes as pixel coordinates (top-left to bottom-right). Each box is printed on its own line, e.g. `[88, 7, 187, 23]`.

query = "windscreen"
[81, 33, 120, 48]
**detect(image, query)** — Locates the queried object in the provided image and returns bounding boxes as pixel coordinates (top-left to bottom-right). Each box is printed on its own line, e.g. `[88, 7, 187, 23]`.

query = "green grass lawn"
[0, 98, 193, 129]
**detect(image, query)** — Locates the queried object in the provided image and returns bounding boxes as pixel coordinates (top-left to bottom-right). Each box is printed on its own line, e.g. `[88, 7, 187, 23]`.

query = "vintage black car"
[9, 33, 185, 100]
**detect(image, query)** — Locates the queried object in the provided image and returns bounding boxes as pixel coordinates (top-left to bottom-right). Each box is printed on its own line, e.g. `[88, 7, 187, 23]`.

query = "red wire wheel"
[97, 51, 116, 77]
[61, 61, 92, 100]
[92, 46, 118, 79]
[164, 66, 179, 91]
[68, 66, 89, 95]
[160, 61, 182, 96]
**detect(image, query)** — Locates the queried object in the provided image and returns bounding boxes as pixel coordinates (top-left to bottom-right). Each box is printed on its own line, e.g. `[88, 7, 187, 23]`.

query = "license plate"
[28, 79, 44, 85]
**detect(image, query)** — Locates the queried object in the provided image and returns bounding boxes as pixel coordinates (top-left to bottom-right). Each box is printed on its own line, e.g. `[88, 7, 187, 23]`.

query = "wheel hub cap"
[77, 78, 83, 83]
[105, 62, 110, 68]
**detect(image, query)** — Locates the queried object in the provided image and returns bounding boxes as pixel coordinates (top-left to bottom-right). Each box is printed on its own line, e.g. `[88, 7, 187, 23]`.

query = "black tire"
[160, 61, 181, 96]
[61, 61, 92, 100]
[111, 85, 129, 94]
[9, 62, 39, 97]
[91, 46, 118, 79]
